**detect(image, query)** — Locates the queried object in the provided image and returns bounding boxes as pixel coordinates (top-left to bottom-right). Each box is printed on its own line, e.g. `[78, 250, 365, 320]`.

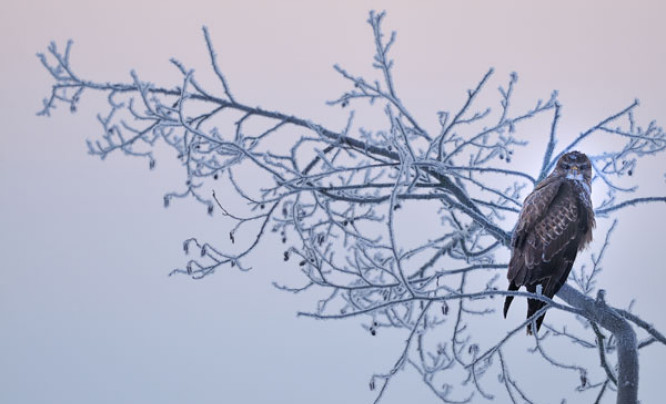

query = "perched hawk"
[504, 151, 595, 334]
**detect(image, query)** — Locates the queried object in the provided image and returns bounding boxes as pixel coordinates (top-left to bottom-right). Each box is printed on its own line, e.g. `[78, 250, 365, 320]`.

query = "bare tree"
[38, 11, 666, 404]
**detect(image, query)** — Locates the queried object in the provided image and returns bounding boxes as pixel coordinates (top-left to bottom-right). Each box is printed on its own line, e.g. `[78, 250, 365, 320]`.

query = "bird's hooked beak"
[566, 165, 582, 180]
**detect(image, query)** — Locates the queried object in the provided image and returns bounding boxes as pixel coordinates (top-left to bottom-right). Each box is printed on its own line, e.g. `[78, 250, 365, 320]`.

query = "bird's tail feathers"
[503, 282, 520, 318]
[526, 298, 547, 335]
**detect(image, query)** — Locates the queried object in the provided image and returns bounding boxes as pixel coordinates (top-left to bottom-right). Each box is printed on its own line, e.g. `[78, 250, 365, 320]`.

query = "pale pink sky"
[1, 1, 665, 403]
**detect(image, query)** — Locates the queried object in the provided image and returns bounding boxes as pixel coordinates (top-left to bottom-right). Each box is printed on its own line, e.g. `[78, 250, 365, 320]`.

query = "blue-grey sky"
[1, 1, 665, 403]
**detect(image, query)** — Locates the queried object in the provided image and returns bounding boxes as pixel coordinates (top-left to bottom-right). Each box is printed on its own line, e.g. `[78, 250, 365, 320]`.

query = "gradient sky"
[1, 1, 665, 403]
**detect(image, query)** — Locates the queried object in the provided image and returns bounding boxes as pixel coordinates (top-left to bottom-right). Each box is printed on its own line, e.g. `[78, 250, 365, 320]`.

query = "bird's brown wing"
[522, 182, 581, 287]
[508, 176, 564, 286]
[511, 176, 563, 249]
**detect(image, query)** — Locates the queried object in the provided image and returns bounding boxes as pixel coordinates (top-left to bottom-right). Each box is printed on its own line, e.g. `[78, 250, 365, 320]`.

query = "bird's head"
[555, 151, 592, 186]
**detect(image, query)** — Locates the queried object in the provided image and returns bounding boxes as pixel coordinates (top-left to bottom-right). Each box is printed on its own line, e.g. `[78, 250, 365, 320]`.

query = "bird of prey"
[504, 151, 596, 334]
